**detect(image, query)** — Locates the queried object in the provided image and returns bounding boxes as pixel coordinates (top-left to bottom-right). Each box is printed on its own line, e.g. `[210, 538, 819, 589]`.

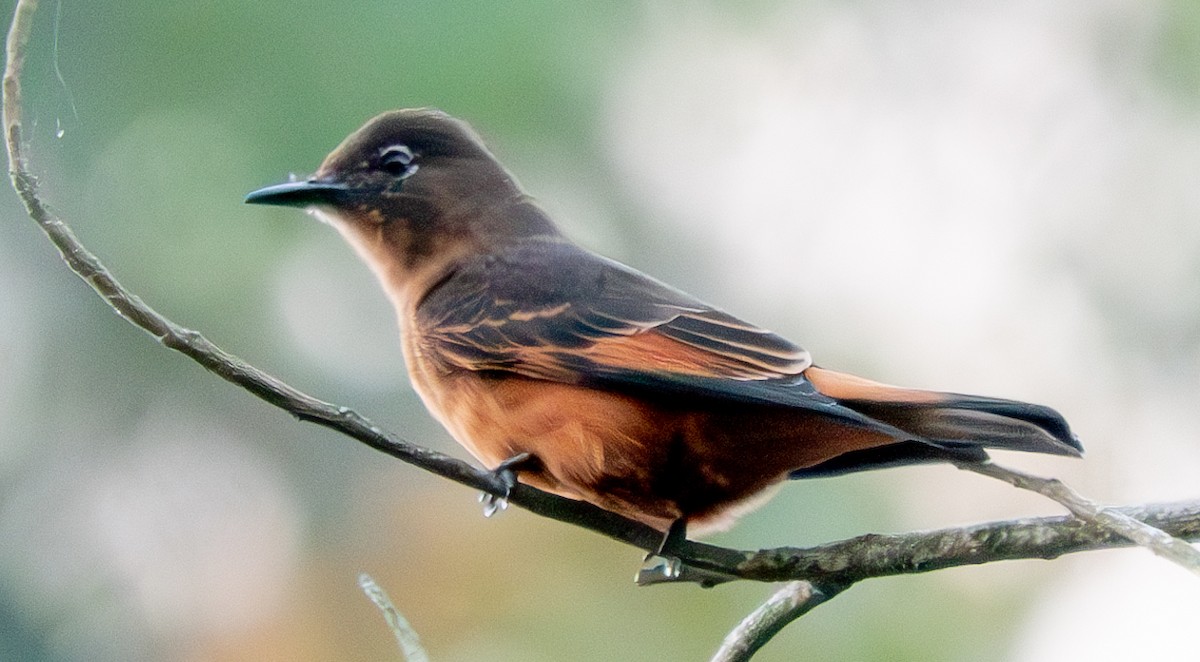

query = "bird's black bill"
[244, 180, 348, 208]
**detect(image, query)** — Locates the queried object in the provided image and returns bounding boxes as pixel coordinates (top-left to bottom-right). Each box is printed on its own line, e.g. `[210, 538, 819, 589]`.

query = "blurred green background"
[1, 1, 1199, 660]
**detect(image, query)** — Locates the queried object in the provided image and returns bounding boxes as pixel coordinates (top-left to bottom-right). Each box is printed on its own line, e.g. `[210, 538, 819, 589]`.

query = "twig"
[710, 580, 846, 662]
[730, 499, 1200, 584]
[358, 573, 430, 662]
[960, 461, 1200, 577]
[713, 497, 1200, 658]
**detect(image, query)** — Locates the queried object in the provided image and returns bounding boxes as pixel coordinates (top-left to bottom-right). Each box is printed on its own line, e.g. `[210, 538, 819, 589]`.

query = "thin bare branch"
[358, 573, 430, 662]
[727, 498, 1200, 585]
[706, 498, 1200, 658]
[960, 461, 1200, 576]
[710, 580, 846, 662]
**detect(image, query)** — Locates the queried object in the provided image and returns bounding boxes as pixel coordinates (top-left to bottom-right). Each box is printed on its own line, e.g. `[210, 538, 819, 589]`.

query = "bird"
[245, 108, 1081, 554]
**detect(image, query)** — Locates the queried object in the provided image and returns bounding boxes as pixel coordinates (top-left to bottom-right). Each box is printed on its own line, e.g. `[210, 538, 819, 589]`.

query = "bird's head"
[246, 109, 558, 301]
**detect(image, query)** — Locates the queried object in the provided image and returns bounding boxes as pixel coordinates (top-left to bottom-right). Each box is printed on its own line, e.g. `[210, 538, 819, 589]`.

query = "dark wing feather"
[416, 239, 866, 417]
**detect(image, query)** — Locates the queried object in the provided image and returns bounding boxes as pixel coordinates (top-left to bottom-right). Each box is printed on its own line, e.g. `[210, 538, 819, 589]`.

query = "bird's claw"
[637, 517, 688, 580]
[639, 552, 682, 580]
[478, 490, 510, 517]
[479, 452, 532, 518]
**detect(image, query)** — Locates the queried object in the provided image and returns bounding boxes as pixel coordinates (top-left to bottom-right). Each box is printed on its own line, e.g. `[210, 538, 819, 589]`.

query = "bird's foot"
[639, 517, 688, 580]
[479, 452, 534, 518]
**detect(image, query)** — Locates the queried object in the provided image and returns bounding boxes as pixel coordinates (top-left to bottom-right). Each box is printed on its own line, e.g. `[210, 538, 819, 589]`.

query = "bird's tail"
[790, 367, 1081, 478]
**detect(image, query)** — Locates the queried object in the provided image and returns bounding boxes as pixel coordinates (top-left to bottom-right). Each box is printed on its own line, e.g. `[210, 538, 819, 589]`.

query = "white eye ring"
[380, 144, 416, 176]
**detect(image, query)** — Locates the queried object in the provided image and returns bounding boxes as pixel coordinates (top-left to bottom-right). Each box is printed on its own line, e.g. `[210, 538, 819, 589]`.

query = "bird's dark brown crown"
[317, 108, 497, 177]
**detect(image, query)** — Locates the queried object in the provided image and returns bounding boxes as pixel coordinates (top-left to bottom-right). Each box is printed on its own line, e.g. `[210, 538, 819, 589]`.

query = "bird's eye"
[379, 144, 417, 178]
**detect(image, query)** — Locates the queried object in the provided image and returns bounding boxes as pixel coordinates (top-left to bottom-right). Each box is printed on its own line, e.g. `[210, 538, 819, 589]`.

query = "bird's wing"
[416, 240, 845, 411]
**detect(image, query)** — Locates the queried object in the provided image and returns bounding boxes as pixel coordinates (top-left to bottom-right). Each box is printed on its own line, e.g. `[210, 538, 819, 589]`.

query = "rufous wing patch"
[567, 331, 788, 381]
[804, 366, 944, 404]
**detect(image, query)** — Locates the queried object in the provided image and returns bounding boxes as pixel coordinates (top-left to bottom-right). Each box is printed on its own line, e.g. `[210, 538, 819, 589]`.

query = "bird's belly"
[426, 373, 660, 487]
[406, 364, 818, 532]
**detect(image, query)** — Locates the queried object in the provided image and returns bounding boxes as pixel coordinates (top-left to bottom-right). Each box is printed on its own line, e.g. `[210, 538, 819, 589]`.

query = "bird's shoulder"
[416, 237, 697, 332]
